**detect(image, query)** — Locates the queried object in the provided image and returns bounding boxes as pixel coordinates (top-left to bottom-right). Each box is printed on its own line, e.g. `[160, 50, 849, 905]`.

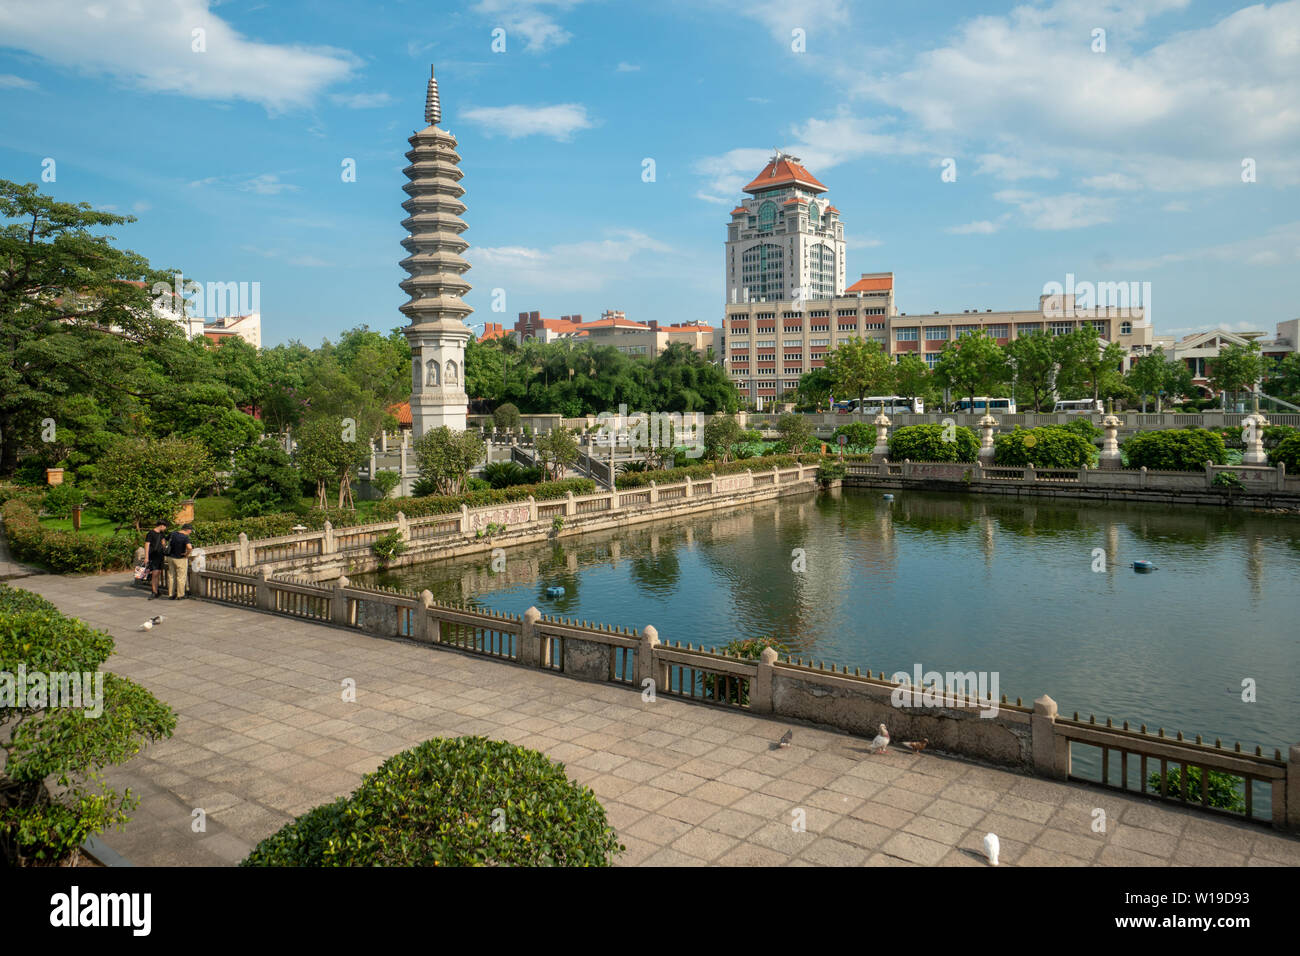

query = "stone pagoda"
[399, 64, 471, 436]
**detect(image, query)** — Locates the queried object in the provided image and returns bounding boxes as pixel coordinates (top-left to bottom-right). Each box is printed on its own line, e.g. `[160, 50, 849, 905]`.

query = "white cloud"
[1081, 173, 1142, 191]
[994, 190, 1116, 230]
[239, 174, 298, 195]
[132, 201, 152, 213]
[615, 62, 640, 72]
[843, 234, 884, 247]
[0, 74, 37, 90]
[469, 229, 677, 292]
[329, 91, 393, 109]
[471, 0, 588, 52]
[709, 0, 852, 43]
[0, 0, 357, 112]
[946, 220, 1001, 235]
[460, 103, 594, 140]
[974, 153, 1057, 181]
[1162, 200, 1190, 212]
[1108, 221, 1300, 271]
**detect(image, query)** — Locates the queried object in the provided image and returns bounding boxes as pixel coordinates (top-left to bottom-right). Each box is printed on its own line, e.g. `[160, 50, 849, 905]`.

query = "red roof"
[846, 275, 893, 293]
[388, 401, 412, 426]
[825, 205, 839, 214]
[743, 157, 827, 194]
[730, 206, 747, 216]
[782, 197, 806, 206]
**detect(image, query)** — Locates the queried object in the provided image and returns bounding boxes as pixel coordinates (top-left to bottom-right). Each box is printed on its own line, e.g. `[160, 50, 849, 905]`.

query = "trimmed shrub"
[994, 427, 1096, 468]
[492, 403, 522, 430]
[0, 584, 176, 865]
[1059, 418, 1102, 442]
[831, 422, 874, 449]
[0, 483, 47, 509]
[1, 500, 136, 573]
[481, 461, 543, 489]
[42, 482, 86, 519]
[241, 736, 623, 866]
[1124, 428, 1226, 471]
[887, 424, 978, 463]
[613, 453, 823, 489]
[1269, 433, 1300, 473]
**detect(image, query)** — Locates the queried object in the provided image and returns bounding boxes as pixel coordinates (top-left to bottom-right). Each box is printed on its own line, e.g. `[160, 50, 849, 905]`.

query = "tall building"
[400, 65, 471, 436]
[725, 151, 846, 304]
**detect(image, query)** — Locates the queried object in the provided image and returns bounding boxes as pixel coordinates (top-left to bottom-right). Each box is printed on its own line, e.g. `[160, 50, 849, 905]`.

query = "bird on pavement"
[869, 723, 890, 754]
[903, 738, 928, 755]
[778, 729, 793, 748]
[983, 832, 1000, 866]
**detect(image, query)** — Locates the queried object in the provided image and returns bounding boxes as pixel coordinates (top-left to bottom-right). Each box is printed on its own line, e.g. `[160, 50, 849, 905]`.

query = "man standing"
[144, 520, 168, 601]
[165, 523, 194, 600]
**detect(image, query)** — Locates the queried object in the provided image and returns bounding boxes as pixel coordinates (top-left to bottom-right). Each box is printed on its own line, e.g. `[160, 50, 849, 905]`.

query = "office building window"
[924, 327, 948, 341]
[896, 328, 919, 341]
[988, 324, 1009, 337]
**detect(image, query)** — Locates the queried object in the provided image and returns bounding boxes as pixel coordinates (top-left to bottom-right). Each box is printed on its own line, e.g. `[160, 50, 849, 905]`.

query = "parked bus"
[1053, 399, 1103, 414]
[840, 396, 924, 415]
[952, 397, 1017, 414]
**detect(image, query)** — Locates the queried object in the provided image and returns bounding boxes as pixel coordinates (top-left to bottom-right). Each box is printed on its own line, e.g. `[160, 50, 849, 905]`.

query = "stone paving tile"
[15, 573, 1297, 869]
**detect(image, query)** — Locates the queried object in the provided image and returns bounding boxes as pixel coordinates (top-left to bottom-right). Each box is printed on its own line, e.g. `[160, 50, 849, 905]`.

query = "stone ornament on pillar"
[978, 414, 998, 462]
[519, 606, 542, 667]
[872, 411, 891, 462]
[1100, 413, 1122, 469]
[635, 624, 660, 690]
[1242, 406, 1270, 466]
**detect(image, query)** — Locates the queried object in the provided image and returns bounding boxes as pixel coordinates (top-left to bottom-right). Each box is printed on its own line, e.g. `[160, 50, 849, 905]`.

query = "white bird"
[138, 620, 153, 631]
[869, 723, 890, 754]
[983, 832, 1000, 866]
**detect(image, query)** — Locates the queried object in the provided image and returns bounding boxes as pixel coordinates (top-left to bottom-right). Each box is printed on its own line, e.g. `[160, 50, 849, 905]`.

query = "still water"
[366, 489, 1300, 753]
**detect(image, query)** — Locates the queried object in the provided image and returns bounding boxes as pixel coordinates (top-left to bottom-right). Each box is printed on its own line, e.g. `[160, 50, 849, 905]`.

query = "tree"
[893, 355, 931, 406]
[293, 415, 369, 510]
[492, 403, 522, 430]
[775, 413, 814, 454]
[795, 367, 835, 410]
[1266, 352, 1300, 401]
[0, 584, 177, 865]
[1071, 324, 1128, 403]
[0, 179, 181, 476]
[934, 332, 1006, 413]
[702, 414, 743, 463]
[95, 437, 214, 532]
[1127, 347, 1194, 412]
[1005, 332, 1058, 412]
[825, 339, 893, 407]
[1209, 341, 1266, 409]
[370, 470, 401, 499]
[535, 427, 579, 481]
[413, 427, 485, 495]
[230, 438, 302, 517]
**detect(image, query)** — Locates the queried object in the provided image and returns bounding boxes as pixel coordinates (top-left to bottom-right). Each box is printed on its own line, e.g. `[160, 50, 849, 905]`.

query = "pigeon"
[902, 738, 928, 755]
[138, 620, 153, 631]
[778, 729, 793, 748]
[869, 723, 890, 754]
[983, 832, 1000, 866]
[150, 615, 164, 625]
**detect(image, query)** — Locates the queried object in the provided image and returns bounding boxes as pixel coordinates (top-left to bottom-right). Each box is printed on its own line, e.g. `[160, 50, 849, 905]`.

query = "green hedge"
[1, 500, 137, 573]
[242, 736, 622, 866]
[0, 483, 47, 510]
[887, 424, 979, 463]
[993, 427, 1097, 468]
[1124, 428, 1226, 471]
[1269, 434, 1300, 473]
[614, 453, 823, 489]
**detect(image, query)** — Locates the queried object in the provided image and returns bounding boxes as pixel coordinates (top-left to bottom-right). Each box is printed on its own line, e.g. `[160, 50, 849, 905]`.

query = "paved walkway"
[15, 573, 1300, 867]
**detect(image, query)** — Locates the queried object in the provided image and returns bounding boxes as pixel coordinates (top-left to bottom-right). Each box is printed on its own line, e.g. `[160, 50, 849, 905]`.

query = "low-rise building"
[202, 312, 261, 348]
[509, 309, 716, 357]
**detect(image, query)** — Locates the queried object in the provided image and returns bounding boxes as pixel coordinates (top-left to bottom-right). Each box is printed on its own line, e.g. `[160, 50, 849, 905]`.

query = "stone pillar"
[527, 495, 537, 523]
[564, 491, 576, 516]
[255, 566, 273, 612]
[752, 646, 778, 714]
[1242, 410, 1270, 466]
[399, 442, 408, 483]
[322, 520, 336, 555]
[519, 606, 542, 667]
[369, 441, 376, 480]
[332, 575, 351, 626]
[415, 589, 435, 643]
[684, 476, 693, 498]
[237, 532, 250, 569]
[772, 464, 781, 486]
[1099, 413, 1122, 469]
[460, 503, 470, 534]
[396, 510, 410, 544]
[978, 414, 998, 463]
[1286, 743, 1300, 831]
[1032, 695, 1067, 780]
[635, 624, 660, 691]
[872, 412, 891, 462]
[380, 432, 388, 453]
[648, 480, 658, 504]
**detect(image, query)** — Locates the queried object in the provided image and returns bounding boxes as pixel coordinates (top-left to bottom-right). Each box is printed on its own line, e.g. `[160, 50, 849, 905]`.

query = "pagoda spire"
[425, 64, 441, 126]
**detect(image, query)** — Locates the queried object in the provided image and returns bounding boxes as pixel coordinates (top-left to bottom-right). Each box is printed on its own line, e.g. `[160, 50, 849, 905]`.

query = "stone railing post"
[322, 520, 336, 555]
[415, 589, 435, 643]
[752, 646, 778, 714]
[396, 510, 410, 544]
[519, 606, 542, 667]
[332, 575, 351, 625]
[380, 432, 388, 453]
[872, 411, 891, 462]
[1099, 413, 1122, 469]
[399, 443, 408, 482]
[978, 414, 998, 463]
[709, 472, 717, 495]
[368, 441, 376, 481]
[635, 624, 660, 691]
[684, 476, 693, 498]
[649, 480, 659, 504]
[1286, 743, 1300, 830]
[772, 464, 781, 486]
[1140, 465, 1148, 489]
[460, 503, 471, 534]
[1278, 461, 1287, 492]
[1032, 695, 1067, 780]
[255, 566, 273, 612]
[236, 532, 250, 569]
[527, 495, 537, 523]
[565, 491, 577, 516]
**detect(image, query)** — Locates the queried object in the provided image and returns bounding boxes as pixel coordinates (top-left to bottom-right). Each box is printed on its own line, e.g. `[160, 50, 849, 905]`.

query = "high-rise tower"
[400, 64, 471, 436]
[724, 151, 845, 303]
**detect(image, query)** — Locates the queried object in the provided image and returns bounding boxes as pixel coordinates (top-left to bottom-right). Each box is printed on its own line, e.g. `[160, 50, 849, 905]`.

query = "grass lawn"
[37, 511, 126, 537]
[38, 495, 387, 538]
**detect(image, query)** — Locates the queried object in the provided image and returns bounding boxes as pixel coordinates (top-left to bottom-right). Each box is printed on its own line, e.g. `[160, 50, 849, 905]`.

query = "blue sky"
[1, 0, 1297, 347]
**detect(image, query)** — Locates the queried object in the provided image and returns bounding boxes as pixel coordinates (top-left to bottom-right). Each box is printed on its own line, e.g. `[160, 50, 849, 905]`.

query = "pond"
[364, 488, 1300, 758]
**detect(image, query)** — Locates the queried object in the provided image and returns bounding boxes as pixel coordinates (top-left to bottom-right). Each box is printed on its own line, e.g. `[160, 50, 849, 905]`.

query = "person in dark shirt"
[165, 523, 194, 600]
[143, 520, 168, 600]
